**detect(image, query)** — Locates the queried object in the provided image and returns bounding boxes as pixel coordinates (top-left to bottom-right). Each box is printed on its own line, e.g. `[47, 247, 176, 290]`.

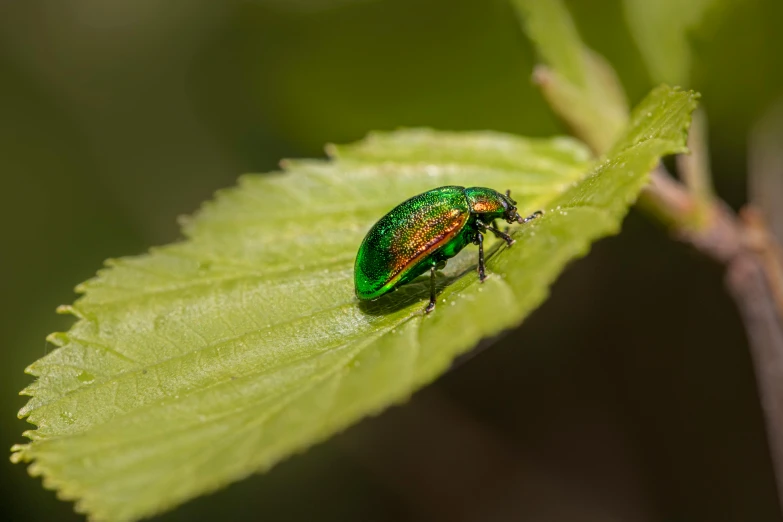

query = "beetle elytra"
[354, 186, 542, 313]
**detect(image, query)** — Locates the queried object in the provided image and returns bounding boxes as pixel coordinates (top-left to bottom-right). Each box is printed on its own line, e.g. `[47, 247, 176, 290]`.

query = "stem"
[640, 166, 783, 508]
[676, 108, 714, 227]
[641, 168, 743, 263]
[727, 253, 783, 506]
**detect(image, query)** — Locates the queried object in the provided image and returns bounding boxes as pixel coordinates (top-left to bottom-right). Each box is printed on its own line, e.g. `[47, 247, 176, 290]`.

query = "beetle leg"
[476, 231, 487, 282]
[489, 225, 515, 246]
[478, 219, 515, 246]
[425, 266, 437, 313]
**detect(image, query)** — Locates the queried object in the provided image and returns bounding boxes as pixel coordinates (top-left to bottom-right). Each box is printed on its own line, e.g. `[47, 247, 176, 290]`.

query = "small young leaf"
[12, 86, 697, 521]
[510, 0, 587, 87]
[513, 0, 629, 154]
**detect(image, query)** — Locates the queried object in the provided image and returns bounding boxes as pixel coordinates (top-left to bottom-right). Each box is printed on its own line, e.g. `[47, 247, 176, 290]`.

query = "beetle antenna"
[517, 210, 543, 224]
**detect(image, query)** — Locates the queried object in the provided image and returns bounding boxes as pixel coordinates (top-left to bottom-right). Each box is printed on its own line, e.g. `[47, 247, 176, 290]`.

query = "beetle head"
[501, 189, 521, 224]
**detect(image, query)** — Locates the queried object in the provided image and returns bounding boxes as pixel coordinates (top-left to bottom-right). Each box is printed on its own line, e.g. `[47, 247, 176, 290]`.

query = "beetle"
[354, 185, 542, 313]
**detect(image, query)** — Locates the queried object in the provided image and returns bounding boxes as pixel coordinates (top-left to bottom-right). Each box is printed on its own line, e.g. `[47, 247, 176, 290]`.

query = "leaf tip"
[324, 143, 338, 159]
[55, 305, 83, 320]
[278, 158, 293, 170]
[9, 445, 27, 464]
[531, 64, 554, 86]
[176, 213, 193, 229]
[46, 331, 70, 347]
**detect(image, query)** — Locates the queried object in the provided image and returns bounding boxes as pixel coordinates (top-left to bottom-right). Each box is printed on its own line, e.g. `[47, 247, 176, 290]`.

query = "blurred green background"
[2, 0, 782, 520]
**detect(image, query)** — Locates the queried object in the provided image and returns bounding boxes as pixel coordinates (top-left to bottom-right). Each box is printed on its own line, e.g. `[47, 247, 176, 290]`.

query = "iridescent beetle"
[354, 185, 542, 313]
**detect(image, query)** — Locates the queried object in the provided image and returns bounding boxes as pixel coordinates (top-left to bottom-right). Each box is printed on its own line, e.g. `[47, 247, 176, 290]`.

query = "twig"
[726, 250, 783, 514]
[640, 167, 783, 508]
[641, 169, 743, 263]
[742, 209, 783, 320]
[522, 10, 783, 497]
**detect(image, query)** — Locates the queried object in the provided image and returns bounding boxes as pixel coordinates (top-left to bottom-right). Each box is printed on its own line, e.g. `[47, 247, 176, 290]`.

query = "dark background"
[2, 0, 782, 520]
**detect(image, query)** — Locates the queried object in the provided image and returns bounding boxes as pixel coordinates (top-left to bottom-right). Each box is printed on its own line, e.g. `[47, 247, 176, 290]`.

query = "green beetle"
[354, 185, 542, 313]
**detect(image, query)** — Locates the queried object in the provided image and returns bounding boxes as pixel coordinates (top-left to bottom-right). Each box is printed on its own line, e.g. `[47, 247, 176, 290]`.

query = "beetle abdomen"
[354, 186, 470, 300]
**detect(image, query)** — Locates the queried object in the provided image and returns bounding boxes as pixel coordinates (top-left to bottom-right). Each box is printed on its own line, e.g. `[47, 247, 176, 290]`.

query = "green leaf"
[624, 0, 722, 86]
[12, 86, 697, 522]
[513, 0, 629, 154]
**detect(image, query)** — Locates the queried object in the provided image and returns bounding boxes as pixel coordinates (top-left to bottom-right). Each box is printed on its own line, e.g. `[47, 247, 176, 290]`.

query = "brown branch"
[642, 169, 744, 263]
[640, 167, 783, 508]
